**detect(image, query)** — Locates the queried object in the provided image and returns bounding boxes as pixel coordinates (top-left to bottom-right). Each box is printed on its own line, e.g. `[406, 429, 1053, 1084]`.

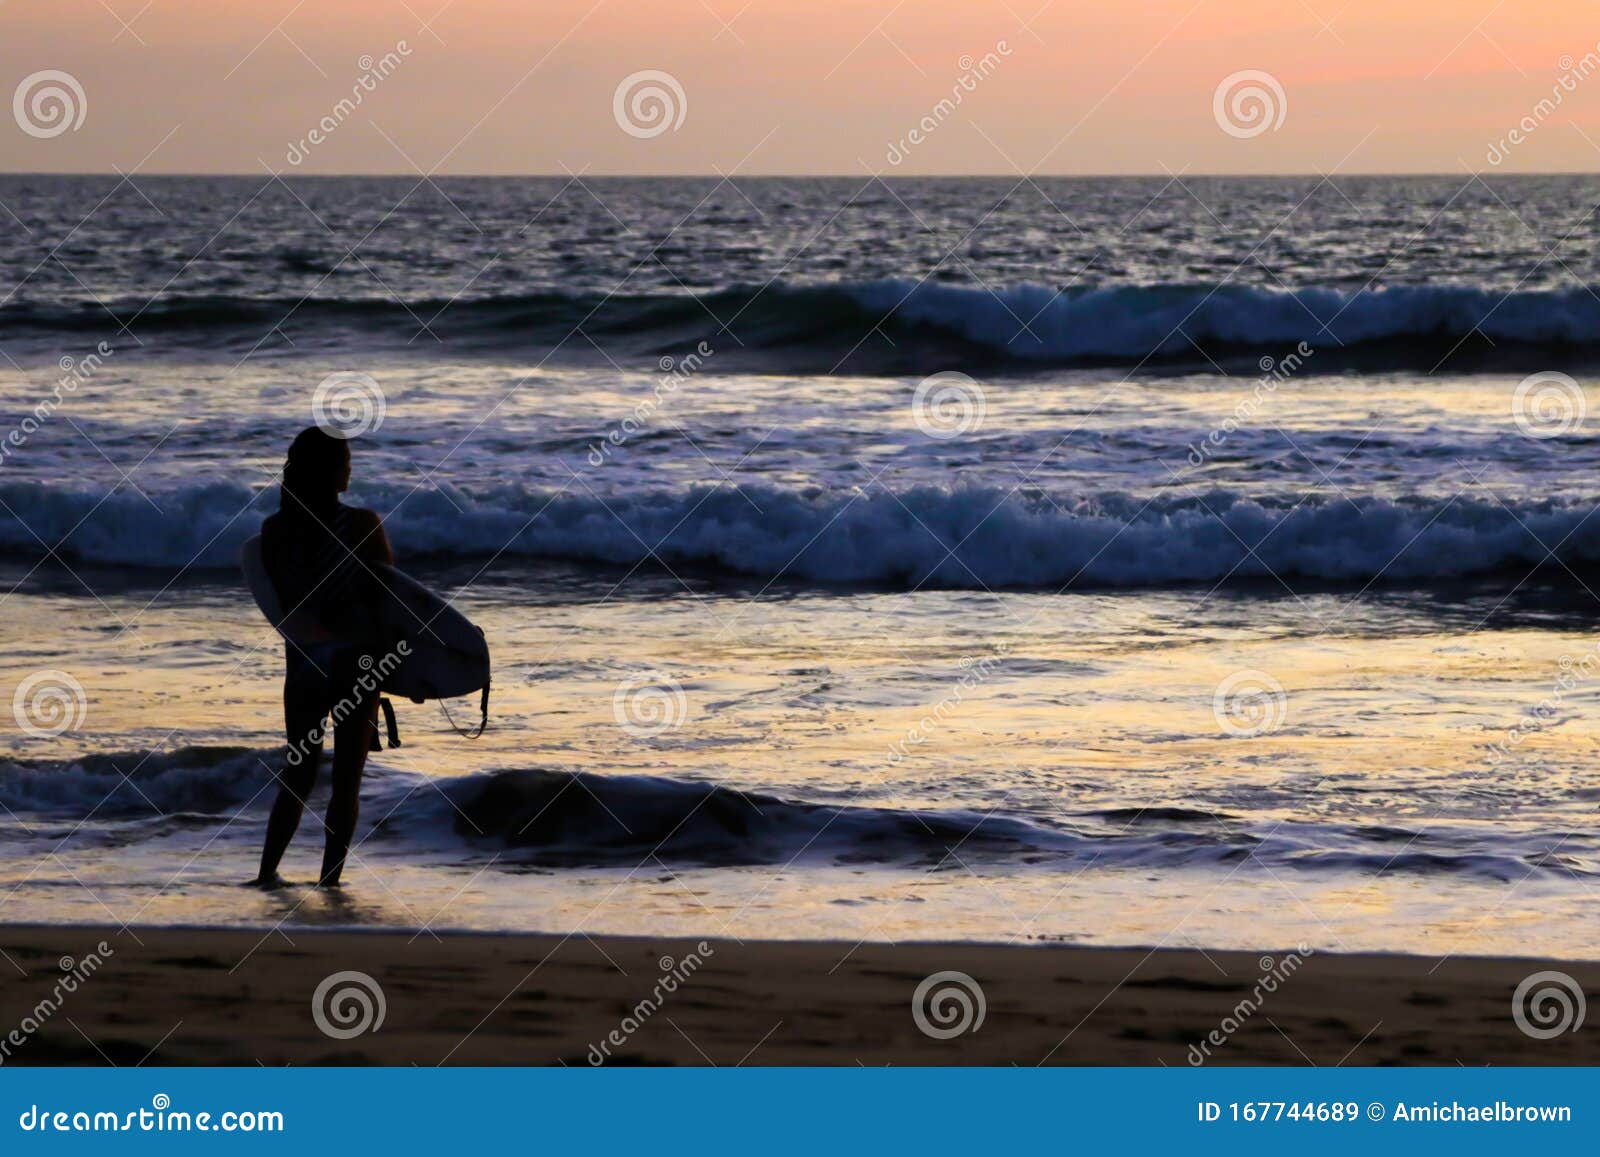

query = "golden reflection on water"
[2, 575, 1597, 954]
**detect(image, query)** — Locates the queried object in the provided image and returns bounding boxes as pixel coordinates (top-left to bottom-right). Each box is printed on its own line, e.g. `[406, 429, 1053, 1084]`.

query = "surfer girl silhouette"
[251, 426, 394, 889]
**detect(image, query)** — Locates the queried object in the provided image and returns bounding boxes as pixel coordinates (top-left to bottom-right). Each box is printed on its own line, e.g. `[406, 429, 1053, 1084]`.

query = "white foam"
[0, 746, 275, 816]
[2, 751, 1572, 881]
[3, 479, 1594, 589]
[844, 279, 1600, 357]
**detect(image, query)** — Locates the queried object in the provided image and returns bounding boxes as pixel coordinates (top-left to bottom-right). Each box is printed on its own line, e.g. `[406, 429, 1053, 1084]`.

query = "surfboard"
[240, 535, 490, 705]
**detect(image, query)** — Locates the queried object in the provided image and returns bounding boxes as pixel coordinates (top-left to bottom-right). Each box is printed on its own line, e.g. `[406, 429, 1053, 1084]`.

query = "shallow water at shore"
[4, 558, 1600, 958]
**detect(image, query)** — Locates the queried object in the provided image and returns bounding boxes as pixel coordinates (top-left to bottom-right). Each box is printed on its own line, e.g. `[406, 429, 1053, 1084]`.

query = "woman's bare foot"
[245, 873, 291, 889]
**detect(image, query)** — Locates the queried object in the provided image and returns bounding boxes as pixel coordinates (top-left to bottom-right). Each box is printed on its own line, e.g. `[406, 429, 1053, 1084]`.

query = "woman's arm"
[260, 513, 341, 644]
[352, 508, 395, 567]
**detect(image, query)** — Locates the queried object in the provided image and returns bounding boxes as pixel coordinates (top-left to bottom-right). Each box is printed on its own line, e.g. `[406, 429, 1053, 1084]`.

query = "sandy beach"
[0, 926, 1594, 1066]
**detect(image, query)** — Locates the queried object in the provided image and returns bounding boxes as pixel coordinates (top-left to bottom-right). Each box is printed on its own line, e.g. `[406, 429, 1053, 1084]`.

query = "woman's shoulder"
[339, 505, 384, 531]
[337, 504, 393, 564]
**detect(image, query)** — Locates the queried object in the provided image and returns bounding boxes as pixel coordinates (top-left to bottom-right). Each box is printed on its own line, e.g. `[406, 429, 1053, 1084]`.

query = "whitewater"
[4, 479, 1600, 590]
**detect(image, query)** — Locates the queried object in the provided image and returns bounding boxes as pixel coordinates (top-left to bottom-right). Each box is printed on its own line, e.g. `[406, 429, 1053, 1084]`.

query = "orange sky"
[1, 0, 1597, 174]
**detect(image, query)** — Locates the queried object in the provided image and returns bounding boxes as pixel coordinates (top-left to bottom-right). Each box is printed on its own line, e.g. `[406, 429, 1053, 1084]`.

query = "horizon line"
[0, 169, 1595, 180]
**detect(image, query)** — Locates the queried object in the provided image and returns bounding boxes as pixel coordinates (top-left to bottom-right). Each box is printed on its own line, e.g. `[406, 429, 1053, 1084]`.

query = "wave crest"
[1, 750, 1583, 880]
[5, 280, 1600, 370]
[3, 479, 1598, 590]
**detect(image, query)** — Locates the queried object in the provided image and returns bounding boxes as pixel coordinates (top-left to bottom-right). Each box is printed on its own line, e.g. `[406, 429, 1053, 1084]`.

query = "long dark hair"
[279, 426, 350, 531]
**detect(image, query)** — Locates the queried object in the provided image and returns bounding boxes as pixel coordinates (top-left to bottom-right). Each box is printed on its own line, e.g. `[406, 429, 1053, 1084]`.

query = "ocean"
[3, 173, 1600, 956]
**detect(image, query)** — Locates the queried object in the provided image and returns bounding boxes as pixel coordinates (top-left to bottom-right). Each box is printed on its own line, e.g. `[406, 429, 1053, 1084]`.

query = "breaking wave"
[4, 479, 1600, 591]
[5, 280, 1599, 370]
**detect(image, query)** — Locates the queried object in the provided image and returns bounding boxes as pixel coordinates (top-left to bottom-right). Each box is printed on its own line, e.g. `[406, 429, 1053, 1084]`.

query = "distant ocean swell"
[4, 280, 1600, 369]
[4, 480, 1600, 590]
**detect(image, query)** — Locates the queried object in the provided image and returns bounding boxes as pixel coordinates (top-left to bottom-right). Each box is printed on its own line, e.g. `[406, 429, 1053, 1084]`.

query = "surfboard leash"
[438, 681, 490, 740]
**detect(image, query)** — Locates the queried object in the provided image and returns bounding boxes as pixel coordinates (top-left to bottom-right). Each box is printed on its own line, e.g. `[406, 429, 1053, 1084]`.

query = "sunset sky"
[0, 0, 1597, 175]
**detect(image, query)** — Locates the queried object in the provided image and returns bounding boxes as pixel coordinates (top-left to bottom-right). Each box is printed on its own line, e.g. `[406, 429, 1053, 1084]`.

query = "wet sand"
[0, 926, 1595, 1066]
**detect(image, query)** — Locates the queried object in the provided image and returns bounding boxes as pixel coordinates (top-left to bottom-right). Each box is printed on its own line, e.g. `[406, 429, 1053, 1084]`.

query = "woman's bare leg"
[319, 666, 378, 887]
[254, 688, 326, 885]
